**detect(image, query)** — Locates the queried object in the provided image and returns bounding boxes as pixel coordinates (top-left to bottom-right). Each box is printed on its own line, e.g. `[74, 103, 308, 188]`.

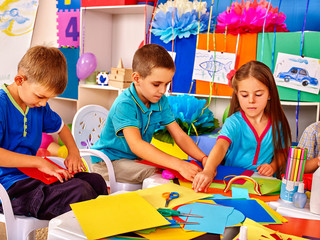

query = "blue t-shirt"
[0, 84, 63, 190]
[91, 83, 175, 162]
[218, 110, 274, 171]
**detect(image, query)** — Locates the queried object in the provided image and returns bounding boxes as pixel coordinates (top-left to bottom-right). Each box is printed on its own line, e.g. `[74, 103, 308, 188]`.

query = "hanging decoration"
[216, 0, 288, 34]
[153, 95, 219, 145]
[151, 0, 215, 43]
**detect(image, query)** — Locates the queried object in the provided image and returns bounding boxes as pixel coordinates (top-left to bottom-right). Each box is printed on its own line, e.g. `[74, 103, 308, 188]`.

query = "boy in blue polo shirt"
[92, 44, 208, 184]
[0, 46, 107, 220]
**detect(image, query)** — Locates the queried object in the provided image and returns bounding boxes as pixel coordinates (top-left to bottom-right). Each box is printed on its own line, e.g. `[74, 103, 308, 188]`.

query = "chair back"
[72, 105, 109, 149]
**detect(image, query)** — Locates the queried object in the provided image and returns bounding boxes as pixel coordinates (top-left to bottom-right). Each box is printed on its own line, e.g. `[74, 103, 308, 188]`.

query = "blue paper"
[213, 199, 276, 223]
[231, 187, 250, 199]
[176, 202, 234, 235]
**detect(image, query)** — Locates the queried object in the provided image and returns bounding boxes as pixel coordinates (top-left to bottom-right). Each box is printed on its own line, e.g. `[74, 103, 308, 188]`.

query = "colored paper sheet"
[136, 227, 206, 240]
[231, 187, 250, 199]
[175, 202, 234, 235]
[213, 199, 277, 224]
[257, 31, 320, 102]
[195, 33, 257, 96]
[254, 199, 287, 223]
[137, 183, 211, 209]
[70, 192, 169, 240]
[242, 218, 306, 240]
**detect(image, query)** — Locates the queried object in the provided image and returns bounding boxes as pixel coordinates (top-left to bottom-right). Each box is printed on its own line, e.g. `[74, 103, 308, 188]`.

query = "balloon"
[76, 52, 97, 80]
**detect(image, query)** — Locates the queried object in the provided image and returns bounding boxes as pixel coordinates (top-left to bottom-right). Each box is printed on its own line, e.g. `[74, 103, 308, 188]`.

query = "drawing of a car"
[277, 67, 318, 86]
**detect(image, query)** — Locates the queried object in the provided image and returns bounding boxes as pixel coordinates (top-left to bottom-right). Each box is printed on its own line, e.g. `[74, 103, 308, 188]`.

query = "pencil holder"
[280, 179, 299, 202]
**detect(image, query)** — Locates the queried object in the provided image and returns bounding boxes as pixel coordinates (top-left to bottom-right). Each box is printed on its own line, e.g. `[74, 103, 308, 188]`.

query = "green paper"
[256, 32, 320, 102]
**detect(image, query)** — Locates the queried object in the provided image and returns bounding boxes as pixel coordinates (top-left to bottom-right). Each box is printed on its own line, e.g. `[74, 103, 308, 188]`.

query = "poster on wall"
[274, 53, 320, 94]
[0, 0, 39, 85]
[192, 49, 236, 85]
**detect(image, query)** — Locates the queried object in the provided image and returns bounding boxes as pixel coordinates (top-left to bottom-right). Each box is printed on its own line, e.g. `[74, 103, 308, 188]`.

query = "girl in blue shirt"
[193, 61, 291, 192]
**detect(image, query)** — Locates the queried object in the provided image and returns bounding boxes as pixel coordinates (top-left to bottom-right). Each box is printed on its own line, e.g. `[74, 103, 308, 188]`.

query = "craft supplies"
[162, 192, 179, 207]
[292, 182, 307, 208]
[280, 146, 307, 202]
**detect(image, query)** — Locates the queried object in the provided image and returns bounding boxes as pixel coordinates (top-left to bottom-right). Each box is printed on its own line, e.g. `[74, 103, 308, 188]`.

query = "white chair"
[71, 105, 142, 194]
[0, 184, 49, 240]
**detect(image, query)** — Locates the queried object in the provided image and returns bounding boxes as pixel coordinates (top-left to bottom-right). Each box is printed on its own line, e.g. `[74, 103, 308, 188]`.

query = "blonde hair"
[229, 60, 292, 177]
[18, 46, 67, 95]
[132, 44, 175, 78]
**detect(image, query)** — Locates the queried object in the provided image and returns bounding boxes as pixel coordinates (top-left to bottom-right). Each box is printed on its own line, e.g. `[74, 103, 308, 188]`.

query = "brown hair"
[132, 43, 175, 78]
[229, 60, 292, 177]
[18, 45, 67, 95]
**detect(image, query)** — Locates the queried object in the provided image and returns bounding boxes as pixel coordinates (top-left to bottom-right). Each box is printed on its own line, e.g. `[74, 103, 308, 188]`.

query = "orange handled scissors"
[162, 192, 179, 207]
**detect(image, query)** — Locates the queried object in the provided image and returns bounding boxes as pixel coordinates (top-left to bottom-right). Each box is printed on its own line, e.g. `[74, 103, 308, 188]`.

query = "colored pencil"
[293, 148, 302, 181]
[296, 148, 304, 182]
[285, 147, 293, 180]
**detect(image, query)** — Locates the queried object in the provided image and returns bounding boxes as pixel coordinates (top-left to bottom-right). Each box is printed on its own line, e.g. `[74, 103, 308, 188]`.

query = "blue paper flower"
[154, 95, 219, 144]
[151, 2, 216, 43]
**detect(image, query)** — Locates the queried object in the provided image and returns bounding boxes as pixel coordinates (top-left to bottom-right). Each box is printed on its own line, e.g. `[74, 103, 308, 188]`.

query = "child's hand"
[38, 157, 73, 183]
[192, 169, 216, 193]
[257, 163, 275, 176]
[64, 153, 86, 174]
[178, 161, 202, 182]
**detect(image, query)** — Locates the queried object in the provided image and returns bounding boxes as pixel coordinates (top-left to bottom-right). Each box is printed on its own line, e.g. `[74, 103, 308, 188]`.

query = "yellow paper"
[137, 226, 206, 240]
[242, 218, 306, 240]
[70, 192, 169, 240]
[137, 182, 212, 209]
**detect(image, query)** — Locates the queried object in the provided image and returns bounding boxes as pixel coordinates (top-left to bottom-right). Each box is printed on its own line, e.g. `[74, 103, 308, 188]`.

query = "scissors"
[162, 192, 179, 207]
[157, 208, 203, 218]
[165, 217, 199, 226]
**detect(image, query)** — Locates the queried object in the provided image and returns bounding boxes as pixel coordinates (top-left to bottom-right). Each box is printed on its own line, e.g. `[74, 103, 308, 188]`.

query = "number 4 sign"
[57, 9, 80, 48]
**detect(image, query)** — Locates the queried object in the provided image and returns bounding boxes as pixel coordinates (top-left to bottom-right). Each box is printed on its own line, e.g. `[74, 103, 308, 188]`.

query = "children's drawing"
[274, 53, 320, 94]
[0, 0, 39, 85]
[192, 49, 236, 84]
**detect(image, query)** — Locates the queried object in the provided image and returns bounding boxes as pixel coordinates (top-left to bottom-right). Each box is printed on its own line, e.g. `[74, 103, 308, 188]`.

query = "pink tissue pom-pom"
[216, 0, 288, 34]
[162, 169, 175, 179]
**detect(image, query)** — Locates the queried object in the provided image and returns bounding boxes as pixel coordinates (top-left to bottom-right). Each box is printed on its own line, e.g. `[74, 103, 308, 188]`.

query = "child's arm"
[166, 122, 208, 163]
[257, 149, 286, 176]
[192, 138, 230, 192]
[0, 148, 72, 182]
[304, 156, 320, 173]
[58, 124, 85, 173]
[123, 127, 202, 181]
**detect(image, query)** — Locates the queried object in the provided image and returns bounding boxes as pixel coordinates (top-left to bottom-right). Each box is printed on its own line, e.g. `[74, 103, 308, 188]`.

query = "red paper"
[18, 157, 68, 184]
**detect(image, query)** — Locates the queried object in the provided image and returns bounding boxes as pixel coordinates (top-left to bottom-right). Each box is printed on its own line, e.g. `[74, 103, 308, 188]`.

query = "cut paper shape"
[213, 199, 278, 224]
[274, 53, 320, 94]
[192, 50, 236, 84]
[242, 218, 306, 240]
[174, 202, 235, 235]
[231, 187, 250, 199]
[137, 182, 211, 209]
[136, 226, 206, 240]
[70, 192, 169, 240]
[214, 165, 254, 185]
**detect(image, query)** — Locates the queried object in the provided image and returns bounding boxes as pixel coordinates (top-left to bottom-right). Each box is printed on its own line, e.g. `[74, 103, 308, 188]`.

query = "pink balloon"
[76, 52, 97, 79]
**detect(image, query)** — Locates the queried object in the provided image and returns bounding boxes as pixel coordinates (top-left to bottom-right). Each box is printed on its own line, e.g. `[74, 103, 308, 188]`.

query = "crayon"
[285, 147, 293, 180]
[300, 149, 308, 182]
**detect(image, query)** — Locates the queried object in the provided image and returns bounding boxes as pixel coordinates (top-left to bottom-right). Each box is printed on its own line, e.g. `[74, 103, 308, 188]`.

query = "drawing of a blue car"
[277, 67, 318, 86]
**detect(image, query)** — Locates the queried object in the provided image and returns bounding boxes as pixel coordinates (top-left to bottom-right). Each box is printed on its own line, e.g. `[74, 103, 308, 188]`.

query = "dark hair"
[229, 60, 292, 177]
[18, 45, 67, 95]
[132, 43, 175, 78]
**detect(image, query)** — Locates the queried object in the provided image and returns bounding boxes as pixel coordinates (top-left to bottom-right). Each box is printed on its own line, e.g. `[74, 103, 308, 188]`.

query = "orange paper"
[195, 33, 257, 96]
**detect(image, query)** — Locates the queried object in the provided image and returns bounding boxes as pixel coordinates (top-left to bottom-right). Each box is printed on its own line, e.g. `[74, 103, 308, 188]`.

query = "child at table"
[297, 121, 320, 173]
[0, 46, 107, 220]
[193, 60, 292, 192]
[92, 44, 207, 184]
